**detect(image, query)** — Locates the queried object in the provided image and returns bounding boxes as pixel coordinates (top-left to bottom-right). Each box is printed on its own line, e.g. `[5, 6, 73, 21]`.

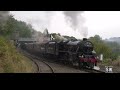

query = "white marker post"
[100, 54, 103, 61]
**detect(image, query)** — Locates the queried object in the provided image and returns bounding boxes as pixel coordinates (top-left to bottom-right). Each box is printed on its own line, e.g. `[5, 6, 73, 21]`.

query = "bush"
[112, 59, 120, 66]
[101, 59, 112, 66]
[89, 35, 112, 59]
[0, 36, 36, 73]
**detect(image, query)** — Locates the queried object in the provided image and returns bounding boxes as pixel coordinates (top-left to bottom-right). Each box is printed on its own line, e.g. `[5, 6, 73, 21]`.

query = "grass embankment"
[98, 58, 120, 72]
[0, 36, 37, 73]
[99, 57, 120, 66]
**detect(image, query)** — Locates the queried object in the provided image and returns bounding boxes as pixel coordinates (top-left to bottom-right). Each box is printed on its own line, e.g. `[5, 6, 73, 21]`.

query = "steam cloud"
[63, 11, 83, 30]
[36, 11, 88, 41]
[63, 11, 88, 38]
[0, 11, 9, 24]
[13, 11, 88, 41]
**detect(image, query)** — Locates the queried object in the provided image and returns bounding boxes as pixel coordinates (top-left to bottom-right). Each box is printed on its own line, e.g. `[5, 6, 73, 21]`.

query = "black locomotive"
[23, 38, 98, 69]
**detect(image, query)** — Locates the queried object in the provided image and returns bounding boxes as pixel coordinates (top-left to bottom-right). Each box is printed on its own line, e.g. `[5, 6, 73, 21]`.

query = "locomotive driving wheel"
[89, 62, 94, 69]
[79, 62, 84, 69]
[69, 56, 74, 65]
[69, 55, 75, 66]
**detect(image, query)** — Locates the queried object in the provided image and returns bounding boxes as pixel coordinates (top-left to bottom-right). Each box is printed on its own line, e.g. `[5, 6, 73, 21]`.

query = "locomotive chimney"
[83, 38, 87, 41]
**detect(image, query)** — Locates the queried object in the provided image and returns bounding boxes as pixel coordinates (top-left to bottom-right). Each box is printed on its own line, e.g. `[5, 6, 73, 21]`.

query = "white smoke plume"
[40, 11, 88, 39]
[63, 11, 83, 30]
[0, 11, 9, 26]
[0, 11, 9, 21]
[63, 11, 88, 38]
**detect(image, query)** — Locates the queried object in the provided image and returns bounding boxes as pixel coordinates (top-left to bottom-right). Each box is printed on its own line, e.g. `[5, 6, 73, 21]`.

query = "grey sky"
[10, 11, 120, 39]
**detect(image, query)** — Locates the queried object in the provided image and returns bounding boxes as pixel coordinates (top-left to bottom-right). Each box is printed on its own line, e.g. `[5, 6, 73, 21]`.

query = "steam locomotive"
[22, 38, 98, 69]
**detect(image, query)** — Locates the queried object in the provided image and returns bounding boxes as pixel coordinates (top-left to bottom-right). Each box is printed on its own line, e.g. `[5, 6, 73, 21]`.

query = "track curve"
[19, 49, 54, 73]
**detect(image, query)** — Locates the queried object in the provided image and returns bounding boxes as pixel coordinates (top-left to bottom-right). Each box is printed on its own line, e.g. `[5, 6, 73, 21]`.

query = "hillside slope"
[0, 36, 37, 73]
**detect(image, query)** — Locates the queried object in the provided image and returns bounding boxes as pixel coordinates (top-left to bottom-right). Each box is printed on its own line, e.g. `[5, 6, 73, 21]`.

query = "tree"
[0, 12, 33, 38]
[0, 11, 9, 23]
[2, 15, 16, 36]
[94, 35, 102, 40]
[105, 41, 120, 60]
[0, 11, 10, 35]
[89, 35, 112, 59]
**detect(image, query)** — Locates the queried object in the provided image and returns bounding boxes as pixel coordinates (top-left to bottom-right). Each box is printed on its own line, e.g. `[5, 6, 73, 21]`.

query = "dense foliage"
[0, 11, 36, 73]
[0, 11, 34, 38]
[89, 35, 120, 60]
[0, 36, 36, 73]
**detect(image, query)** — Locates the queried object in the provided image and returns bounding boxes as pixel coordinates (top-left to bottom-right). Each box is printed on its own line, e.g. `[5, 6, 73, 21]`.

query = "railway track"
[30, 54, 54, 73]
[35, 53, 105, 73]
[80, 68, 105, 73]
[19, 49, 105, 73]
[19, 49, 54, 73]
[26, 55, 40, 73]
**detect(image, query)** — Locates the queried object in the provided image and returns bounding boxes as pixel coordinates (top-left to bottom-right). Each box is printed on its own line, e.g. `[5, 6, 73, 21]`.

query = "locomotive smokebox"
[83, 38, 87, 41]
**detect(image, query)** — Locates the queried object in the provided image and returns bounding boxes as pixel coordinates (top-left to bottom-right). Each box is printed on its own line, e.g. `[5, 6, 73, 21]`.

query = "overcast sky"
[10, 11, 120, 39]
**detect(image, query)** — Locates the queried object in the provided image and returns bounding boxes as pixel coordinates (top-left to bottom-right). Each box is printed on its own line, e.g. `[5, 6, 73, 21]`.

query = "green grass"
[0, 36, 37, 73]
[112, 56, 120, 66]
[101, 59, 112, 66]
[99, 56, 120, 67]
